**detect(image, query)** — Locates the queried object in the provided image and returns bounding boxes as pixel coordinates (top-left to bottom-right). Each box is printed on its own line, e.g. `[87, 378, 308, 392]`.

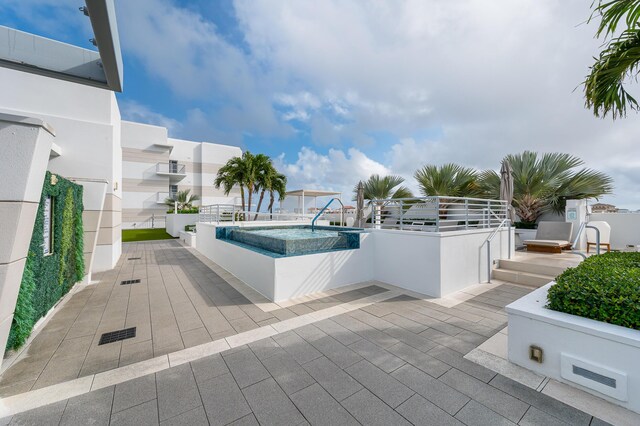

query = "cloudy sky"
[2, 0, 640, 207]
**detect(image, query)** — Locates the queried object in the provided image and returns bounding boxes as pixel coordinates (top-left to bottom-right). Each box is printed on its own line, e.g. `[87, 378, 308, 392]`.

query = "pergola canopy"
[285, 189, 341, 197]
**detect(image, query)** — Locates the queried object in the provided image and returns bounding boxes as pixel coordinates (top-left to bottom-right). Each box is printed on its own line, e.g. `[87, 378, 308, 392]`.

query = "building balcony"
[156, 162, 186, 180]
[157, 191, 175, 204]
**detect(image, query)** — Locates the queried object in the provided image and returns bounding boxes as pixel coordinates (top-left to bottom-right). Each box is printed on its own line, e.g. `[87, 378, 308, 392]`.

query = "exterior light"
[529, 345, 543, 363]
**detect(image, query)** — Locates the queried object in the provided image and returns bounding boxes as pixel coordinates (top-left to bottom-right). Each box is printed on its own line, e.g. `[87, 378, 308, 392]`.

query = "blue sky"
[2, 0, 640, 208]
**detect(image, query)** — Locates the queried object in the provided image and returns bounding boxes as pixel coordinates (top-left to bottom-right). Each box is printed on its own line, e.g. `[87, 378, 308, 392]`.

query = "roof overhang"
[285, 189, 342, 197]
[0, 0, 123, 92]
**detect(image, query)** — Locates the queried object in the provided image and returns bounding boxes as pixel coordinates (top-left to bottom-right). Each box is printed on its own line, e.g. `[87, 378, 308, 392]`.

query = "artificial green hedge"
[547, 252, 640, 330]
[7, 172, 84, 350]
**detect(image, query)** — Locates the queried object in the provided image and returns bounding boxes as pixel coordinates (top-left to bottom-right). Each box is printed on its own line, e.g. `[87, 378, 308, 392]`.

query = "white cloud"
[274, 147, 390, 195]
[119, 100, 181, 134]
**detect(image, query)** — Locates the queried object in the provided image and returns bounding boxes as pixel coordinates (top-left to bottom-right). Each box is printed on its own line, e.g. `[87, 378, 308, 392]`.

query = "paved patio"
[0, 241, 617, 425]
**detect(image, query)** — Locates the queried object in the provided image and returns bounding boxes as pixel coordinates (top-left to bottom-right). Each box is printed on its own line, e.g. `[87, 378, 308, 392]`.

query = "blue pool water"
[216, 225, 362, 257]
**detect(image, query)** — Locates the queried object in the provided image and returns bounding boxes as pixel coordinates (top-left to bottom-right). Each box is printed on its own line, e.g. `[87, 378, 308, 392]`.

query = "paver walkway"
[0, 240, 384, 397]
[0, 240, 610, 425]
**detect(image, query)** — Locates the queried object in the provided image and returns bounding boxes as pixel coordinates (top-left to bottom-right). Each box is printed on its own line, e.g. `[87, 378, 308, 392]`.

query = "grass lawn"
[122, 228, 175, 242]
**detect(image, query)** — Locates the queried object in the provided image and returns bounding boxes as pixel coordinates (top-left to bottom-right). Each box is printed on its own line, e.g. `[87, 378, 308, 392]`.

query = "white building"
[121, 121, 241, 229]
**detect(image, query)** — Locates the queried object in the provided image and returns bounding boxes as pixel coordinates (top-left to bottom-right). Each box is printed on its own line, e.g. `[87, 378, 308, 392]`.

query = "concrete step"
[492, 268, 555, 288]
[497, 259, 566, 278]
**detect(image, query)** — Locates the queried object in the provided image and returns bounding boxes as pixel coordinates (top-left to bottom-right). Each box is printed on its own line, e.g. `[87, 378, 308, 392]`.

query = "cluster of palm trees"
[164, 189, 200, 212]
[357, 151, 613, 226]
[214, 151, 287, 219]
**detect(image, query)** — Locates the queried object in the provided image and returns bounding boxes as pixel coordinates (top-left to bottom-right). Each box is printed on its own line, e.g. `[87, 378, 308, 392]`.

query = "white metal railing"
[198, 204, 314, 224]
[156, 162, 186, 174]
[132, 214, 166, 229]
[485, 209, 512, 283]
[368, 196, 508, 232]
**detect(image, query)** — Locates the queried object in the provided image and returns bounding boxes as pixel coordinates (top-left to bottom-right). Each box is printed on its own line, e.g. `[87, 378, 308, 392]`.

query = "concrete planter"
[514, 229, 536, 246]
[166, 213, 199, 237]
[507, 283, 640, 413]
[179, 231, 196, 247]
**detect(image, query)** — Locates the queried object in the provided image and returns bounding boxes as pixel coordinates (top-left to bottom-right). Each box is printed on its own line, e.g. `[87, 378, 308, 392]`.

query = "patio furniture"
[523, 221, 573, 253]
[586, 221, 611, 253]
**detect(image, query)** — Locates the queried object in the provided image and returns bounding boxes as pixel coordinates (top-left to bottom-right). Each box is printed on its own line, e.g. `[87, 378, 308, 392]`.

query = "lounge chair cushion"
[533, 221, 573, 242]
[523, 239, 571, 247]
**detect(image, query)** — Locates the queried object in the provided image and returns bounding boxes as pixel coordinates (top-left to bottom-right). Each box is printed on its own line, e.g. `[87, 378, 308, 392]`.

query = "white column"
[566, 199, 588, 250]
[0, 113, 54, 363]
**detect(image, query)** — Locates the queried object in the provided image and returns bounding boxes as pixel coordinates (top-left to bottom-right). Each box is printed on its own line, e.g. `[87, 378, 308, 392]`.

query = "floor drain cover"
[128, 257, 141, 260]
[121, 279, 141, 285]
[99, 327, 136, 345]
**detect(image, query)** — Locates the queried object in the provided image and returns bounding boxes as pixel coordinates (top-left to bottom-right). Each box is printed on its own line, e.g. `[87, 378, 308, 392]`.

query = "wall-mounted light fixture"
[529, 345, 543, 363]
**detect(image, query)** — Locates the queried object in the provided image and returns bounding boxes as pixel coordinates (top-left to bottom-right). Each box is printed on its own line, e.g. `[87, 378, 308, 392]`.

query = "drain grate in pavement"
[128, 257, 141, 260]
[120, 279, 141, 285]
[99, 327, 136, 345]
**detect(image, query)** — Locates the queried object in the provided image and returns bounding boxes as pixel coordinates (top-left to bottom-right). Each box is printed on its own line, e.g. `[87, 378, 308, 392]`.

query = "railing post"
[216, 205, 220, 224]
[400, 200, 404, 230]
[487, 243, 492, 283]
[508, 222, 512, 259]
[465, 199, 469, 230]
[435, 197, 440, 231]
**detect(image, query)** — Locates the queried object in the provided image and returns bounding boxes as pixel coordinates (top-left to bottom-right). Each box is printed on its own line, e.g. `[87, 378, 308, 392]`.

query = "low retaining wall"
[196, 223, 512, 301]
[166, 214, 199, 237]
[507, 283, 640, 413]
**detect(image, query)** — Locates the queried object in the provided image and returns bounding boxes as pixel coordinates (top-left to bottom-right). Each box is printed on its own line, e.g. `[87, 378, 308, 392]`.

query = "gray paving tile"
[110, 399, 159, 426]
[156, 364, 202, 421]
[454, 400, 516, 426]
[261, 352, 316, 395]
[590, 417, 614, 426]
[242, 378, 305, 426]
[388, 342, 451, 378]
[190, 353, 230, 385]
[345, 360, 414, 408]
[341, 389, 412, 426]
[161, 406, 208, 425]
[248, 338, 282, 361]
[272, 331, 323, 365]
[348, 338, 406, 373]
[519, 406, 569, 426]
[392, 363, 469, 415]
[290, 383, 359, 426]
[428, 344, 497, 383]
[440, 368, 529, 423]
[113, 375, 157, 414]
[489, 374, 591, 425]
[384, 325, 438, 351]
[227, 414, 259, 425]
[305, 335, 363, 369]
[198, 373, 251, 426]
[381, 313, 429, 333]
[314, 319, 363, 346]
[9, 400, 67, 426]
[301, 356, 362, 401]
[396, 394, 465, 426]
[223, 347, 271, 388]
[59, 385, 114, 425]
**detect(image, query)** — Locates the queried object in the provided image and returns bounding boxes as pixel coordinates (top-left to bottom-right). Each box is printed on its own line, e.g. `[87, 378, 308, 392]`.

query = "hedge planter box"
[507, 283, 640, 414]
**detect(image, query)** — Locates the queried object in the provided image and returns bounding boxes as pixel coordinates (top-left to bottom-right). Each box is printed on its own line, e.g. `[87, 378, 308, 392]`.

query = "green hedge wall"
[7, 172, 85, 351]
[547, 252, 640, 330]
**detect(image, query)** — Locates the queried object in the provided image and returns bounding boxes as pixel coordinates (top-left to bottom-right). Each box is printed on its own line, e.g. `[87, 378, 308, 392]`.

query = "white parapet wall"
[166, 213, 199, 237]
[507, 283, 640, 414]
[196, 222, 512, 301]
[589, 213, 640, 250]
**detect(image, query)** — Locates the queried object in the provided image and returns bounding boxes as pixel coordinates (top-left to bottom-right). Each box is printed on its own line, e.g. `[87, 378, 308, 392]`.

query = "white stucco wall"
[0, 67, 122, 272]
[589, 213, 640, 250]
[166, 214, 199, 237]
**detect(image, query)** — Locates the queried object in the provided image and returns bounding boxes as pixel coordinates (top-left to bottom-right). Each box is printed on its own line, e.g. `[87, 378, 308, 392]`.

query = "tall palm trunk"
[268, 192, 275, 218]
[246, 184, 254, 221]
[239, 185, 246, 221]
[254, 189, 266, 221]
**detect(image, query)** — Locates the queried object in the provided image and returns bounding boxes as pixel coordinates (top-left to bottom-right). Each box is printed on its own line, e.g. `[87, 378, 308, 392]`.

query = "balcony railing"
[156, 162, 186, 175]
[368, 196, 508, 232]
[199, 205, 313, 223]
[157, 191, 176, 204]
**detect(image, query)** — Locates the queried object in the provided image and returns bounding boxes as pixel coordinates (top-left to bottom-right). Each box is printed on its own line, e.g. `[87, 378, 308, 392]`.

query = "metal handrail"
[485, 211, 512, 283]
[569, 222, 602, 259]
[312, 198, 344, 231]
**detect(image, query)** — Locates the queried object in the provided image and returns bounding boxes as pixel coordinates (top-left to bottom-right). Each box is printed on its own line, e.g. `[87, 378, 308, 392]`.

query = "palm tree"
[479, 151, 614, 225]
[214, 151, 261, 218]
[267, 173, 287, 216]
[355, 174, 413, 203]
[414, 163, 482, 198]
[584, 0, 640, 118]
[253, 154, 277, 220]
[165, 189, 200, 211]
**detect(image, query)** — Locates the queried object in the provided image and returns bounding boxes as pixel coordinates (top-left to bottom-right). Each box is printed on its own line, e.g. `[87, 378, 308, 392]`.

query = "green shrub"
[184, 225, 196, 232]
[167, 207, 199, 214]
[547, 252, 640, 330]
[7, 172, 84, 351]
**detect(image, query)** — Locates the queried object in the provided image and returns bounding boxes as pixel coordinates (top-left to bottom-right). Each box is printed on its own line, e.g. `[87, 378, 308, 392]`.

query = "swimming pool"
[216, 225, 363, 257]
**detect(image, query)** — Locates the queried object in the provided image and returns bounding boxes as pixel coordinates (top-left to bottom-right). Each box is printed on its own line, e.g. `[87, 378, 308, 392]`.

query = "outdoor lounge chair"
[523, 221, 573, 253]
[586, 221, 611, 253]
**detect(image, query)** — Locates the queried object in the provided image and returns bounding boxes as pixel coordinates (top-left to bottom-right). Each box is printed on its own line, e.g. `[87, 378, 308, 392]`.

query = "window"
[169, 185, 178, 199]
[169, 160, 178, 173]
